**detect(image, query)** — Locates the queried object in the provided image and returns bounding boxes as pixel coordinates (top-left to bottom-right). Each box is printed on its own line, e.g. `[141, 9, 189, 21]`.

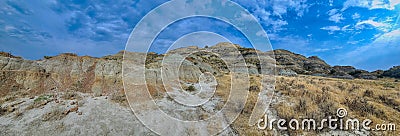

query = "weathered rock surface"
[1, 43, 398, 99]
[272, 49, 331, 75]
[383, 66, 400, 79]
[0, 52, 124, 98]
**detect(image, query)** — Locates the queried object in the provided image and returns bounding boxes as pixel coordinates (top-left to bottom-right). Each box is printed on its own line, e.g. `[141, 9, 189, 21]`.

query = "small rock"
[63, 106, 79, 115]
[63, 110, 69, 115]
[278, 69, 297, 76]
[7, 106, 16, 112]
[40, 100, 48, 106]
[249, 85, 259, 92]
[78, 111, 83, 115]
[70, 101, 76, 105]
[70, 106, 78, 113]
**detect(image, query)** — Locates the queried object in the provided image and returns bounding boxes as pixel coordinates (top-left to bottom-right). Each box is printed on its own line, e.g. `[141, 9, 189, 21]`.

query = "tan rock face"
[0, 53, 124, 97]
[0, 43, 276, 98]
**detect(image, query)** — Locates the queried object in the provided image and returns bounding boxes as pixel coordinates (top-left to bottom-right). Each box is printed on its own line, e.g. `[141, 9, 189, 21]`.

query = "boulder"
[278, 69, 298, 77]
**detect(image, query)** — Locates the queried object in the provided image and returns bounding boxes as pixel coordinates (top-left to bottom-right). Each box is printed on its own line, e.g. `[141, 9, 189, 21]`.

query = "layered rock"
[0, 43, 399, 99]
[0, 52, 125, 98]
[383, 66, 400, 78]
[272, 49, 331, 75]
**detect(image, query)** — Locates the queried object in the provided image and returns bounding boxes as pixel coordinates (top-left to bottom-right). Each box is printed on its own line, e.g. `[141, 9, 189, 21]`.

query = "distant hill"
[0, 42, 399, 98]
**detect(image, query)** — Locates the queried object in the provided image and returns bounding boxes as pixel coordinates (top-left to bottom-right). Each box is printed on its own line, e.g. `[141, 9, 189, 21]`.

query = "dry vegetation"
[1, 70, 398, 135]
[142, 73, 400, 135]
[205, 74, 400, 135]
[234, 75, 399, 135]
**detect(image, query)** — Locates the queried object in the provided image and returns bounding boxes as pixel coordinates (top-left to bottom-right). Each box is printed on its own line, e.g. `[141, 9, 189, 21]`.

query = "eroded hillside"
[0, 42, 399, 135]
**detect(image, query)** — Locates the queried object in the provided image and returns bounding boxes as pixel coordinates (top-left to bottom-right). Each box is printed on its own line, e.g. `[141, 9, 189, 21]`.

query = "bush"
[0, 104, 5, 116]
[34, 95, 49, 103]
[186, 85, 196, 92]
[363, 90, 374, 97]
[44, 56, 53, 59]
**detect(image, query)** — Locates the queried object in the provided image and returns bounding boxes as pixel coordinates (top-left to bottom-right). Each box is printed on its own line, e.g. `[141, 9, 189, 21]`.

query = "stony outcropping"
[0, 43, 399, 99]
[271, 50, 399, 79]
[272, 49, 331, 75]
[0, 52, 123, 98]
[383, 66, 400, 79]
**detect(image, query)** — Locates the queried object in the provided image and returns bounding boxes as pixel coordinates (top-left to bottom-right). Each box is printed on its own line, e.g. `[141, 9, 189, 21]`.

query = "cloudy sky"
[0, 0, 399, 71]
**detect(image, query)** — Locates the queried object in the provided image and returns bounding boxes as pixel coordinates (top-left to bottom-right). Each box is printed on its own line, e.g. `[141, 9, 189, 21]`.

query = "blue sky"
[0, 0, 399, 71]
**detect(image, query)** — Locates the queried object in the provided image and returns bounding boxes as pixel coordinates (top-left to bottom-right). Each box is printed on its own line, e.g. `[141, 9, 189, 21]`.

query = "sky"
[0, 0, 399, 71]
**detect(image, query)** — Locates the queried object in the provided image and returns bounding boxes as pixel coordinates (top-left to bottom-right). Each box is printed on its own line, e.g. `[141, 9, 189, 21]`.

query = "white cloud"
[327, 9, 338, 16]
[352, 13, 361, 19]
[326, 9, 345, 23]
[235, 11, 255, 21]
[268, 34, 310, 53]
[320, 26, 341, 34]
[340, 29, 400, 70]
[314, 46, 343, 52]
[341, 25, 354, 31]
[256, 30, 267, 38]
[347, 40, 360, 44]
[4, 25, 16, 32]
[320, 25, 356, 34]
[269, 0, 310, 17]
[329, 13, 345, 23]
[389, 0, 400, 8]
[356, 19, 391, 32]
[342, 0, 400, 11]
[234, 0, 310, 32]
[268, 19, 288, 31]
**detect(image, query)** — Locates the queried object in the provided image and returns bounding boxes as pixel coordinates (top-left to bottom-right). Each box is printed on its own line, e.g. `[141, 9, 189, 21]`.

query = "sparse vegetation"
[110, 91, 127, 106]
[27, 94, 53, 109]
[0, 44, 399, 135]
[44, 56, 53, 59]
[14, 110, 23, 119]
[34, 95, 50, 103]
[0, 104, 5, 116]
[186, 85, 196, 92]
[271, 75, 399, 135]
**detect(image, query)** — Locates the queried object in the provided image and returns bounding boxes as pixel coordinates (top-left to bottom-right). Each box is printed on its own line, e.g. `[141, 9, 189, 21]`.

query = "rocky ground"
[0, 93, 153, 136]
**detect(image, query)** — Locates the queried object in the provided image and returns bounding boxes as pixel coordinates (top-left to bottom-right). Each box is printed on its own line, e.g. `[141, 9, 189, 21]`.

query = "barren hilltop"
[0, 42, 399, 135]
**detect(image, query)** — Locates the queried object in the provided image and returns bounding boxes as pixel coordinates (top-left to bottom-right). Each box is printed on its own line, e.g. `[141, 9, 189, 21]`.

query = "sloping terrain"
[0, 42, 399, 135]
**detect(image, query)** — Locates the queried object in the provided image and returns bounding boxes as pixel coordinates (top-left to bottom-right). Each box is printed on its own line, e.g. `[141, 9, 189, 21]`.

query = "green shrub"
[187, 85, 196, 92]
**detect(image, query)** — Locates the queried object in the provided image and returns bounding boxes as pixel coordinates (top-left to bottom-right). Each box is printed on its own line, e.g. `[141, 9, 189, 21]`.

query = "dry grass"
[110, 89, 128, 106]
[0, 104, 6, 116]
[13, 109, 23, 119]
[212, 74, 399, 135]
[271, 75, 400, 135]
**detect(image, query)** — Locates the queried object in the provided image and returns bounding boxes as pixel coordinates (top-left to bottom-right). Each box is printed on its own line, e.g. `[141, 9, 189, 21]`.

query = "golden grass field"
[1, 72, 398, 135]
[217, 75, 400, 135]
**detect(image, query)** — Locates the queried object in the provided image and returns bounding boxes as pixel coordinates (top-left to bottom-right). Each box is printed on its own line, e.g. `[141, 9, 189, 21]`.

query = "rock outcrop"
[1, 43, 399, 98]
[0, 52, 124, 98]
[383, 66, 400, 79]
[272, 49, 331, 75]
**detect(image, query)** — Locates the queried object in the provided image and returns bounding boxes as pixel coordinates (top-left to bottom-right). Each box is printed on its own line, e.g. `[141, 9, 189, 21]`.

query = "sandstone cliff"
[0, 43, 398, 99]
